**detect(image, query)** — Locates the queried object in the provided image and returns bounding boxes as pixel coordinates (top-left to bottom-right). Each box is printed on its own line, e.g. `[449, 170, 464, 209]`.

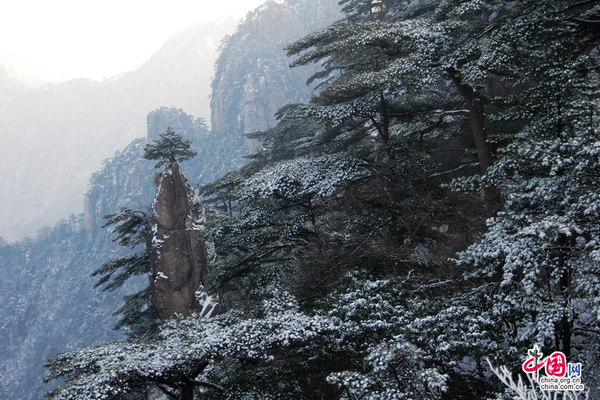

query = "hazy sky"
[0, 0, 266, 81]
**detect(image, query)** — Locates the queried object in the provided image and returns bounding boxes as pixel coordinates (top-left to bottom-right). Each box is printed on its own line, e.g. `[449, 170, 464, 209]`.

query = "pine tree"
[143, 127, 197, 168]
[92, 129, 202, 337]
[91, 207, 159, 338]
[286, 0, 495, 172]
[443, 0, 600, 391]
[43, 292, 339, 400]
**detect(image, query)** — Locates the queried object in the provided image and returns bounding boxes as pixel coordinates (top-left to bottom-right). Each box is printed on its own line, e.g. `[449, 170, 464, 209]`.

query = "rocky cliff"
[146, 107, 208, 142]
[0, 18, 236, 242]
[84, 107, 214, 239]
[148, 162, 216, 320]
[210, 0, 341, 150]
[1, 2, 343, 398]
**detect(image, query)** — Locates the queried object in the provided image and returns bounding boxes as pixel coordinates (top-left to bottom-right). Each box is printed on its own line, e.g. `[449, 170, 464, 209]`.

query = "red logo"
[545, 352, 566, 377]
[522, 348, 566, 378]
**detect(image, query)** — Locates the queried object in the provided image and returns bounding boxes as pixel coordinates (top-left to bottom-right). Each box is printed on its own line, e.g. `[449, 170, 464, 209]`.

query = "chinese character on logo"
[545, 352, 566, 377]
[522, 346, 568, 378]
[568, 363, 582, 377]
[523, 345, 545, 375]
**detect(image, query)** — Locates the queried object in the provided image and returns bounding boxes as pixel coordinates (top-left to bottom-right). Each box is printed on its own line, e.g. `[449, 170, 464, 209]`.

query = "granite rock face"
[83, 107, 210, 240]
[0, 18, 236, 242]
[146, 107, 208, 142]
[148, 162, 216, 320]
[210, 0, 341, 151]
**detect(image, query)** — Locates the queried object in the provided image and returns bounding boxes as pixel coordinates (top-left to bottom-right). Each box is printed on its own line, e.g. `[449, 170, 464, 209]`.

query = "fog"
[0, 1, 265, 242]
[0, 0, 265, 81]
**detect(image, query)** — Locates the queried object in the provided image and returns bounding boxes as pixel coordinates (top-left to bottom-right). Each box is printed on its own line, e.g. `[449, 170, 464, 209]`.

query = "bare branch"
[565, 0, 600, 12]
[410, 110, 469, 139]
[568, 17, 600, 27]
[419, 279, 453, 290]
[192, 379, 226, 392]
[476, 24, 495, 39]
[156, 384, 178, 399]
[424, 162, 480, 179]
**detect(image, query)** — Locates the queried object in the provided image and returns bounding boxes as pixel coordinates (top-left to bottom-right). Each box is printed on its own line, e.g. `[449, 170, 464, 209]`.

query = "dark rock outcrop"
[148, 162, 216, 320]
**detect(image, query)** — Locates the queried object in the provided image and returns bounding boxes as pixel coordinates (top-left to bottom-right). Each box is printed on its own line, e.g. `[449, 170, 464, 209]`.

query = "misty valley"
[1, 0, 599, 399]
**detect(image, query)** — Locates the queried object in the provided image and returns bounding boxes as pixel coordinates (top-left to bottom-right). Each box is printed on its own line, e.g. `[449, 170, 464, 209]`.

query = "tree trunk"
[380, 93, 390, 143]
[446, 67, 493, 174]
[179, 383, 194, 400]
[556, 233, 573, 358]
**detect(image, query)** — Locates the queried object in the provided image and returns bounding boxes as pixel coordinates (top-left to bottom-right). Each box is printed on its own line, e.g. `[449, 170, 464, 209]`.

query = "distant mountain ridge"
[0, 1, 342, 398]
[0, 17, 236, 242]
[0, 51, 68, 84]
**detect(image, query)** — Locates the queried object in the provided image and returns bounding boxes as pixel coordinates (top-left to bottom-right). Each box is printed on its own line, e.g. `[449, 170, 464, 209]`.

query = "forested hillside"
[0, 1, 342, 398]
[43, 0, 600, 399]
[0, 107, 236, 399]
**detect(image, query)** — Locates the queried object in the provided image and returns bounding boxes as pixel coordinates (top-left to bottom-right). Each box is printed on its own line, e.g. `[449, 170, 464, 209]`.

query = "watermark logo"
[487, 345, 588, 399]
[521, 345, 584, 391]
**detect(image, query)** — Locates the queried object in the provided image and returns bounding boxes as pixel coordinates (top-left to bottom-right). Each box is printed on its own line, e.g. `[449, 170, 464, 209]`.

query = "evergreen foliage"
[43, 292, 339, 400]
[45, 1, 600, 399]
[445, 0, 600, 386]
[143, 127, 197, 168]
[91, 207, 159, 338]
[286, 0, 493, 172]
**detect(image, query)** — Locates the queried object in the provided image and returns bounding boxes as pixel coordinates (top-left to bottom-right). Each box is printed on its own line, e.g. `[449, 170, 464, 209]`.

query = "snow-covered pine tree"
[91, 207, 158, 337]
[198, 0, 493, 334]
[282, 0, 600, 396]
[286, 0, 496, 173]
[427, 0, 600, 396]
[331, 1, 600, 396]
[43, 291, 341, 400]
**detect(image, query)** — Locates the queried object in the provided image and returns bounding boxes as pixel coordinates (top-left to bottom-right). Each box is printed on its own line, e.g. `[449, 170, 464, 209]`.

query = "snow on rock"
[194, 285, 218, 318]
[148, 161, 214, 320]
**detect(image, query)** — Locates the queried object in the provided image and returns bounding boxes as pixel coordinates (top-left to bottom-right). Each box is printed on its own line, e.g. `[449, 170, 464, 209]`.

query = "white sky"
[0, 0, 266, 81]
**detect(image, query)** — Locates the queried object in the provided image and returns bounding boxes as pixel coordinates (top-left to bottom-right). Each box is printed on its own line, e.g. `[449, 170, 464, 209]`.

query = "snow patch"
[154, 271, 169, 282]
[195, 285, 218, 318]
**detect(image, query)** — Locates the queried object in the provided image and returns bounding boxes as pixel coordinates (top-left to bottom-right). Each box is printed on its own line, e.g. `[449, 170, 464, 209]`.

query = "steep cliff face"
[84, 138, 153, 241]
[146, 105, 208, 142]
[210, 0, 341, 150]
[0, 18, 236, 242]
[148, 162, 216, 320]
[84, 107, 210, 239]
